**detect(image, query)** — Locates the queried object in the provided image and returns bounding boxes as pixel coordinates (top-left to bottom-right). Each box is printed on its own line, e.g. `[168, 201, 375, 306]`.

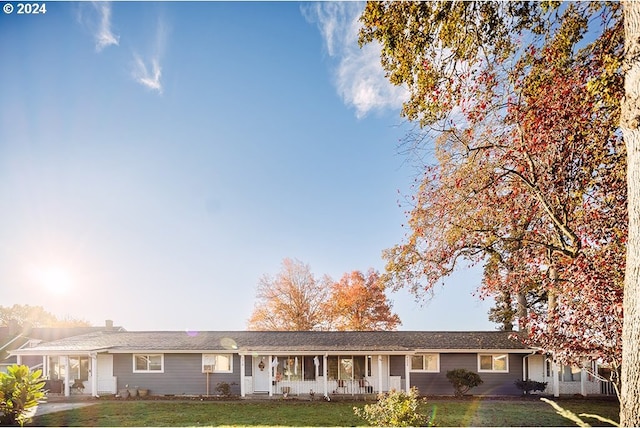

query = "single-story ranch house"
[10, 328, 610, 398]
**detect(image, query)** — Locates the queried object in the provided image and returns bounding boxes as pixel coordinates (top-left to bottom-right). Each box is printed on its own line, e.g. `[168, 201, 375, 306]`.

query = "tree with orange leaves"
[328, 270, 401, 331]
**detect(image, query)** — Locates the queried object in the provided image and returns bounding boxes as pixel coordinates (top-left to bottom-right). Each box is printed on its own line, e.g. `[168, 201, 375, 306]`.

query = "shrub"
[353, 387, 431, 427]
[214, 381, 237, 397]
[515, 379, 548, 395]
[0, 364, 46, 426]
[446, 368, 483, 397]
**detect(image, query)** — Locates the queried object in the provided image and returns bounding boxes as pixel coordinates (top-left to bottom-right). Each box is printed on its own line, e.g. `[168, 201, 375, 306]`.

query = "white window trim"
[477, 354, 509, 373]
[133, 354, 165, 373]
[202, 354, 233, 373]
[410, 353, 440, 372]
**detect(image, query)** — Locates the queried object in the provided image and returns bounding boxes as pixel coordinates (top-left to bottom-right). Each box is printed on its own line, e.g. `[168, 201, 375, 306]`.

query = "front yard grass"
[29, 397, 620, 427]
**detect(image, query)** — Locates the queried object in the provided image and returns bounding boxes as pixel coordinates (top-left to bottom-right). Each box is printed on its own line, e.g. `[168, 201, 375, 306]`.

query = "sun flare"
[30, 266, 73, 294]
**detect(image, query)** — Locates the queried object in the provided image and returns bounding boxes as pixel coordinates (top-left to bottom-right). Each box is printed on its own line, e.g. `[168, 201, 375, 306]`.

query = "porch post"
[91, 353, 98, 397]
[16, 354, 22, 365]
[268, 355, 273, 397]
[240, 354, 245, 397]
[42, 356, 48, 378]
[405, 355, 411, 393]
[377, 355, 383, 393]
[552, 360, 560, 397]
[580, 365, 587, 396]
[64, 356, 70, 397]
[323, 354, 328, 399]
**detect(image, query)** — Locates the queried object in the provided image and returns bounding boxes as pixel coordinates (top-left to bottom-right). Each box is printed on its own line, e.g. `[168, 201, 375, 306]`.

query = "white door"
[97, 354, 116, 394]
[253, 356, 271, 393]
[369, 355, 390, 392]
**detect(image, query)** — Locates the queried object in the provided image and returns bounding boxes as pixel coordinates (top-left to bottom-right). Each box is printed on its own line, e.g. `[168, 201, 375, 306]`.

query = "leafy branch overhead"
[360, 1, 625, 371]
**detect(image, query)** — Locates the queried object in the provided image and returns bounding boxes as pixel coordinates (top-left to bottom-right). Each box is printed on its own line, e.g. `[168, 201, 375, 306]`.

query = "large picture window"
[478, 354, 508, 373]
[133, 354, 164, 373]
[410, 354, 439, 372]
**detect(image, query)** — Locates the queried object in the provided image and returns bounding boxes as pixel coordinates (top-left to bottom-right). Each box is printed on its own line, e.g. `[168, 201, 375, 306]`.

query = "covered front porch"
[16, 352, 116, 397]
[239, 353, 408, 398]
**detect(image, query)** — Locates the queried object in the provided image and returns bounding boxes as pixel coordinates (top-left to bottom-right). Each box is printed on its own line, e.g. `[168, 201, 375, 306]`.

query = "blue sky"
[0, 1, 494, 332]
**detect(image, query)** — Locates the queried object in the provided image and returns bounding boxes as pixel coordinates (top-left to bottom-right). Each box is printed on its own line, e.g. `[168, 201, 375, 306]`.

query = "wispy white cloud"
[302, 2, 407, 118]
[132, 55, 162, 93]
[93, 2, 119, 52]
[131, 19, 167, 94]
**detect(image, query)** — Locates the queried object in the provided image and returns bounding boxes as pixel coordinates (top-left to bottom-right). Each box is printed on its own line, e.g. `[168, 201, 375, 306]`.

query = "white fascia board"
[106, 349, 237, 354]
[9, 348, 108, 356]
[238, 350, 411, 356]
[415, 349, 533, 354]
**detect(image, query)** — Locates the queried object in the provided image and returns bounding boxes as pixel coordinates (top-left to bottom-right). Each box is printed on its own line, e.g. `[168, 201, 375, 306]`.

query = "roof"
[11, 330, 530, 355]
[1, 325, 125, 363]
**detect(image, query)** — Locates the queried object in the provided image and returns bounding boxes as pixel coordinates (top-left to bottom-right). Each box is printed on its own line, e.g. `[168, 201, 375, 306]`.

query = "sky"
[0, 1, 495, 332]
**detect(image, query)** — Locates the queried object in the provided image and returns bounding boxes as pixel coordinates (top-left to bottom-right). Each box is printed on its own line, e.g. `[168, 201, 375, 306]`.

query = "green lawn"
[29, 397, 620, 427]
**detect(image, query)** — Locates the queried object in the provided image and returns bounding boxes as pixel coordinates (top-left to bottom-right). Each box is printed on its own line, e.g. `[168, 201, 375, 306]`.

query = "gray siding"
[113, 353, 241, 396]
[410, 353, 523, 396]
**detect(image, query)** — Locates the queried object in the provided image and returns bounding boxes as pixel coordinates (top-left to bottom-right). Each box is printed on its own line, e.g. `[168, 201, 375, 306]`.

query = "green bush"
[515, 379, 548, 395]
[446, 368, 483, 397]
[353, 387, 431, 427]
[214, 381, 237, 397]
[0, 364, 46, 426]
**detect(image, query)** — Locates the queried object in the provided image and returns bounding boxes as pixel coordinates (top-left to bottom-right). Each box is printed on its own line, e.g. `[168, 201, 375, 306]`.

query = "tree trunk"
[516, 292, 528, 334]
[620, 2, 640, 426]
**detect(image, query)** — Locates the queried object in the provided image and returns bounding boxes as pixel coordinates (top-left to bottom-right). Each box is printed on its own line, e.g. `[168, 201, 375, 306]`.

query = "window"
[133, 354, 164, 373]
[560, 365, 582, 382]
[478, 354, 508, 372]
[411, 354, 440, 372]
[202, 354, 232, 373]
[327, 356, 367, 380]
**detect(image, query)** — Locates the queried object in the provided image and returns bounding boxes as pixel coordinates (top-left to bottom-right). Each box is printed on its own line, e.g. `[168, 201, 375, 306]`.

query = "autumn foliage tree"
[360, 0, 626, 386]
[247, 259, 401, 331]
[359, 0, 640, 424]
[327, 270, 401, 331]
[0, 305, 91, 329]
[247, 258, 332, 331]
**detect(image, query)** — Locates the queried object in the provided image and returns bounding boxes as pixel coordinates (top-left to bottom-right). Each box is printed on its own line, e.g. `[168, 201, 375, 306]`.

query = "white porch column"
[91, 353, 98, 397]
[16, 354, 22, 365]
[405, 355, 411, 393]
[323, 354, 328, 399]
[552, 360, 560, 397]
[240, 354, 245, 397]
[268, 355, 273, 397]
[42, 356, 48, 378]
[64, 356, 70, 397]
[377, 355, 383, 393]
[580, 366, 587, 396]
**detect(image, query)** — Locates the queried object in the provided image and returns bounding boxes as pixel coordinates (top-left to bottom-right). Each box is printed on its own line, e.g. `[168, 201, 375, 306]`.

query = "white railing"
[274, 378, 375, 396]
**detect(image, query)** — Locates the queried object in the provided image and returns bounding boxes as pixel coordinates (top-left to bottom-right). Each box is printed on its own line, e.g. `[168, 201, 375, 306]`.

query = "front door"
[97, 354, 116, 394]
[253, 356, 270, 393]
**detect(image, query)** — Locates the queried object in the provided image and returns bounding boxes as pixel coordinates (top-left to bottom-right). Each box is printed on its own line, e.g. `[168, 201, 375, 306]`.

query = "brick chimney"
[105, 319, 114, 330]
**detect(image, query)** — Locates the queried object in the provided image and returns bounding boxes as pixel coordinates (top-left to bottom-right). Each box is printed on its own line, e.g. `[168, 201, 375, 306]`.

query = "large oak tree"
[359, 1, 640, 424]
